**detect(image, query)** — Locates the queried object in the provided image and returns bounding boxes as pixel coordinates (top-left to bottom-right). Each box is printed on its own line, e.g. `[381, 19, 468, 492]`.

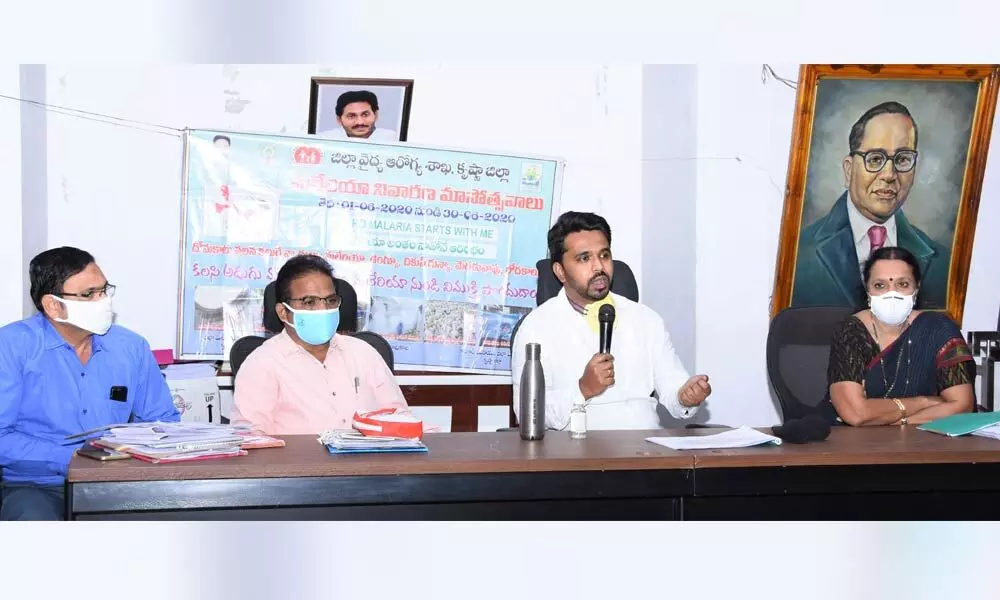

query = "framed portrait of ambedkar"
[771, 64, 1000, 326]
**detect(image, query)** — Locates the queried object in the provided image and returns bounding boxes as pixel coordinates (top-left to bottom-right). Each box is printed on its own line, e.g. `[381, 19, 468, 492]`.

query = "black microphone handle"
[772, 419, 811, 444]
[801, 414, 832, 441]
[599, 322, 612, 354]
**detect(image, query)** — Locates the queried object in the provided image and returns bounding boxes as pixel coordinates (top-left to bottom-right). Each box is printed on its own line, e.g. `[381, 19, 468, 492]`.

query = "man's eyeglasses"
[60, 284, 116, 300]
[851, 149, 918, 174]
[289, 295, 341, 310]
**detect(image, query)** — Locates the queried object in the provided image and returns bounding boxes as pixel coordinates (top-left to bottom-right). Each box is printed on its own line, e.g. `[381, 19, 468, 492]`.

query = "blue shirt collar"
[37, 312, 106, 352]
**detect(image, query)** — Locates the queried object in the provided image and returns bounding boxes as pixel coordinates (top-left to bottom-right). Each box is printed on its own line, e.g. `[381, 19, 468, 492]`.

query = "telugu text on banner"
[177, 129, 562, 373]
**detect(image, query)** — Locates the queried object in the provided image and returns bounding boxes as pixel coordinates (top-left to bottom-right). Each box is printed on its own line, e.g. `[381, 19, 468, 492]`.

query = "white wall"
[642, 65, 697, 370]
[39, 64, 646, 351]
[0, 66, 23, 323]
[691, 64, 797, 426]
[962, 113, 1000, 331]
[20, 65, 47, 318]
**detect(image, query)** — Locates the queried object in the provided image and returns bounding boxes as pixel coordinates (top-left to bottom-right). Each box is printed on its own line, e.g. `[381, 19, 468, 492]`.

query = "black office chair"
[229, 336, 268, 379]
[966, 316, 998, 414]
[766, 306, 856, 423]
[352, 331, 395, 370]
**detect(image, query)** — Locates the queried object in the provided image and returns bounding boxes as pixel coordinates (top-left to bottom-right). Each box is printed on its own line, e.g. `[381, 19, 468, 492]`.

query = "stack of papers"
[319, 430, 428, 455]
[88, 422, 260, 463]
[971, 423, 1000, 441]
[646, 426, 783, 450]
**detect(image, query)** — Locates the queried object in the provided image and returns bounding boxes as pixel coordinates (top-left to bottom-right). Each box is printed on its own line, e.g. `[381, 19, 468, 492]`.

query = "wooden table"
[687, 425, 1000, 519]
[66, 427, 1000, 520]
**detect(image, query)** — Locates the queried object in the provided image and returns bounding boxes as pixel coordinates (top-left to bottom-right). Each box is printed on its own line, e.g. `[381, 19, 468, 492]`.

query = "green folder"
[917, 412, 1000, 437]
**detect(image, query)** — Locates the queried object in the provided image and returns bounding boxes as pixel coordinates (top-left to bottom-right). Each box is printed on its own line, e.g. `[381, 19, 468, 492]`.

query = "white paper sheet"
[646, 426, 782, 450]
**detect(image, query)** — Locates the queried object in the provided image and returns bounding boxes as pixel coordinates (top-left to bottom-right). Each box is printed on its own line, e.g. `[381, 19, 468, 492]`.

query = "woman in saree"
[826, 246, 976, 426]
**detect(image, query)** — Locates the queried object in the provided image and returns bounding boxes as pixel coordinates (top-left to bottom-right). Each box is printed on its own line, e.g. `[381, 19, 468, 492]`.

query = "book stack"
[318, 430, 428, 455]
[90, 422, 283, 463]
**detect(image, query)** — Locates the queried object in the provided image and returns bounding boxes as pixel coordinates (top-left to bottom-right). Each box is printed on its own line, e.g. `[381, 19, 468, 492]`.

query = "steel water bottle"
[519, 343, 546, 440]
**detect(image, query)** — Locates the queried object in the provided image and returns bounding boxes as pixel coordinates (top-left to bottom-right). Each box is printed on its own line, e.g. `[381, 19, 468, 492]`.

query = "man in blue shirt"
[0, 247, 180, 520]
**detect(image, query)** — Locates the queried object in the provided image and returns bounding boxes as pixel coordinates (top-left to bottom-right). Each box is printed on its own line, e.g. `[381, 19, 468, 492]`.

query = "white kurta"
[511, 289, 698, 430]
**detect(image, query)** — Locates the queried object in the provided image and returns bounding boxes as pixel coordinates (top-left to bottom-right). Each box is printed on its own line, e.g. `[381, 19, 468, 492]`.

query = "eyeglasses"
[851, 149, 918, 173]
[288, 295, 341, 310]
[60, 283, 116, 300]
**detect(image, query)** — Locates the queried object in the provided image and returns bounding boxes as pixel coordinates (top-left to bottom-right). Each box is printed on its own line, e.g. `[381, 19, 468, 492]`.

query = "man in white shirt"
[511, 211, 712, 430]
[318, 90, 400, 142]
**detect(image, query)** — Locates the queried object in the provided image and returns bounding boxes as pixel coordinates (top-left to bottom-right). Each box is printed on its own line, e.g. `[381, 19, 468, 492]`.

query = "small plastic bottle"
[569, 397, 587, 439]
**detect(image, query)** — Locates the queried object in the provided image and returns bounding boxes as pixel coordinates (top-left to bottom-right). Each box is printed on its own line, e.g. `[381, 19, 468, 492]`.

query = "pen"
[354, 376, 359, 394]
[64, 424, 114, 441]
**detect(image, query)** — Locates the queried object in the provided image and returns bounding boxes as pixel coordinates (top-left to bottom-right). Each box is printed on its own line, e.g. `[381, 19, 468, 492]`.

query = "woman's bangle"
[892, 398, 907, 426]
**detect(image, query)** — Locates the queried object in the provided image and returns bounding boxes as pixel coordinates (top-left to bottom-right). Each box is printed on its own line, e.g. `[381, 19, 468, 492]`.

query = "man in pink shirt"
[234, 254, 408, 434]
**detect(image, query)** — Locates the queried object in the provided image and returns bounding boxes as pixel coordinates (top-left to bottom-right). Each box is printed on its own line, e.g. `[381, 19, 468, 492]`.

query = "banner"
[177, 129, 562, 373]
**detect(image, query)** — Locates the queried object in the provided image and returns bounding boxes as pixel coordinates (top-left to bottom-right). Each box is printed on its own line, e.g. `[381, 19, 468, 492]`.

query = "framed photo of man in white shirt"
[308, 77, 414, 142]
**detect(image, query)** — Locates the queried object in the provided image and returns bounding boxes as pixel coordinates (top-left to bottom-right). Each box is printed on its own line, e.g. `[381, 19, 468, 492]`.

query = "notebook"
[916, 412, 1000, 437]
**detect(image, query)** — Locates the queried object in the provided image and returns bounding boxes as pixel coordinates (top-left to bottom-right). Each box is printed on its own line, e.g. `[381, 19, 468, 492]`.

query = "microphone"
[598, 304, 615, 354]
[802, 414, 832, 441]
[771, 414, 831, 444]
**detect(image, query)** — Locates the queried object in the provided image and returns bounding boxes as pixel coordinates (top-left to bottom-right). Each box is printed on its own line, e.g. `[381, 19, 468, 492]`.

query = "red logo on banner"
[293, 146, 322, 165]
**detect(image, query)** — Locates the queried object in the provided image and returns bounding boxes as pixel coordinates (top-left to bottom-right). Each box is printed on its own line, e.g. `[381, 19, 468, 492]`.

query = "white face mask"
[869, 291, 915, 327]
[51, 295, 114, 335]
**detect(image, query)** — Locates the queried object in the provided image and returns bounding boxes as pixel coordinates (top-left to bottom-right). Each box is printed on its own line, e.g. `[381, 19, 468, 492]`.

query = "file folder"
[916, 412, 1000, 437]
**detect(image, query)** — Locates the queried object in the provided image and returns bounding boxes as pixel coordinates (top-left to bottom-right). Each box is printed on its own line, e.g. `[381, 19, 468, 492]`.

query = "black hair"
[275, 254, 337, 304]
[29, 246, 95, 312]
[212, 135, 231, 145]
[848, 101, 918, 153]
[547, 211, 612, 264]
[335, 90, 379, 117]
[863, 246, 922, 288]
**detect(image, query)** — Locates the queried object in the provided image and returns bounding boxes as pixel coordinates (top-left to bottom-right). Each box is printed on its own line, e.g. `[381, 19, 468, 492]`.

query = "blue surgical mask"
[282, 303, 340, 345]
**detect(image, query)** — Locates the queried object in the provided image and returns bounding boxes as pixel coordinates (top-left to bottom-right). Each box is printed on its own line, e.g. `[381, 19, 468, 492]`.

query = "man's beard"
[574, 272, 610, 301]
[348, 125, 373, 138]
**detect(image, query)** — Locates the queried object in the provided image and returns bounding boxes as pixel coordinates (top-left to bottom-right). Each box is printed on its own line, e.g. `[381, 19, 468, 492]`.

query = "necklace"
[871, 320, 911, 397]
